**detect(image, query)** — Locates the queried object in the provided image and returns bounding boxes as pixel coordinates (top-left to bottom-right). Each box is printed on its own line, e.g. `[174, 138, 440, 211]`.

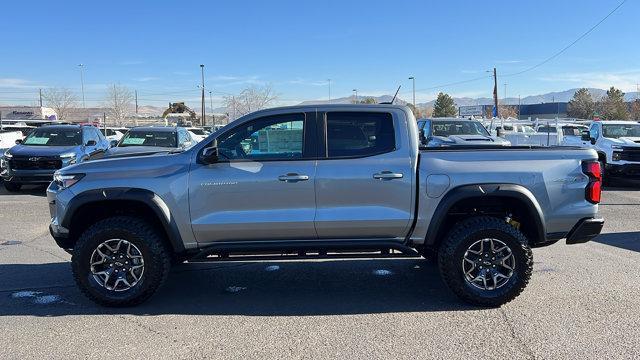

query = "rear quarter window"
[326, 112, 395, 158]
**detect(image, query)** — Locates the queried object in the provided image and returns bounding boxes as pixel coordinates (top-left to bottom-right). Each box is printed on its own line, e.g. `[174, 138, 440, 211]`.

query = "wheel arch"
[425, 184, 546, 248]
[60, 188, 185, 254]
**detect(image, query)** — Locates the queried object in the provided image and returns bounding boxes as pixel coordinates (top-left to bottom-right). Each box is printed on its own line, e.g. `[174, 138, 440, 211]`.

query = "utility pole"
[492, 68, 498, 118]
[408, 76, 416, 108]
[209, 91, 214, 128]
[327, 79, 331, 103]
[39, 88, 43, 107]
[353, 89, 358, 103]
[200, 64, 205, 126]
[78, 64, 86, 109]
[518, 95, 521, 119]
[503, 83, 508, 105]
[135, 90, 138, 114]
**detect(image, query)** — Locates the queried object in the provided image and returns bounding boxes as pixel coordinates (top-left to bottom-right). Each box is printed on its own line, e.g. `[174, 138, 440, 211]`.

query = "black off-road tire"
[599, 160, 612, 187]
[438, 216, 533, 307]
[3, 181, 21, 192]
[72, 216, 171, 307]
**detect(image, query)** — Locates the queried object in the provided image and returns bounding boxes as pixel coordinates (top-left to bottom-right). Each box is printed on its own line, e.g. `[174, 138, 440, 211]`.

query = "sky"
[0, 0, 638, 108]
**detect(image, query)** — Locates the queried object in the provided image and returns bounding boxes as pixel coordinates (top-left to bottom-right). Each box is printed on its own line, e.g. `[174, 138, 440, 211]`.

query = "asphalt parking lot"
[0, 185, 639, 359]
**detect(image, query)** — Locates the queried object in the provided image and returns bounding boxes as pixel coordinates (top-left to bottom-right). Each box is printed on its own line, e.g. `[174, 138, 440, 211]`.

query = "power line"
[503, 0, 626, 77]
[401, 0, 626, 94]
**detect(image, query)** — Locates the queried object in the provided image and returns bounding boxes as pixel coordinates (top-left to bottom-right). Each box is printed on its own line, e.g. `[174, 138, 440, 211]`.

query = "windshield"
[431, 120, 489, 136]
[118, 130, 177, 147]
[189, 128, 206, 135]
[22, 128, 82, 146]
[602, 124, 640, 138]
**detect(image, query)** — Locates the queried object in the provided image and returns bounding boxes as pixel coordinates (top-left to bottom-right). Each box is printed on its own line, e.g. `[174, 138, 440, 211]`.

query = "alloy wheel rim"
[462, 238, 515, 291]
[90, 239, 145, 292]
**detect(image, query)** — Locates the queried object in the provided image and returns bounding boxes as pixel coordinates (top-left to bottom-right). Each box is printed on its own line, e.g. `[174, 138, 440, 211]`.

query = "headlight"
[611, 145, 624, 150]
[53, 173, 85, 189]
[59, 152, 76, 159]
[3, 150, 12, 159]
[612, 152, 622, 161]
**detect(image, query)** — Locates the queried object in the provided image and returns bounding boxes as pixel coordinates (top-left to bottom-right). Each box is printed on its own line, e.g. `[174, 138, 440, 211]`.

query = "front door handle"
[278, 173, 310, 182]
[373, 171, 403, 180]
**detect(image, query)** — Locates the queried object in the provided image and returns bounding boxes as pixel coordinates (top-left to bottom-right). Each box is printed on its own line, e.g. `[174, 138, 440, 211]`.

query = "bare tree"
[42, 88, 78, 120]
[498, 105, 518, 118]
[223, 85, 278, 120]
[105, 84, 134, 125]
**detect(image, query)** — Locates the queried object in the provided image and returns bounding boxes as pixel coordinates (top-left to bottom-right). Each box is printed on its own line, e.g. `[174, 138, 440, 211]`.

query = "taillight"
[582, 161, 602, 204]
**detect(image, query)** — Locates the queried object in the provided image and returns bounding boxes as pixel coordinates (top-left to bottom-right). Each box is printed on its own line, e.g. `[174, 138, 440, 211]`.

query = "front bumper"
[566, 218, 604, 244]
[2, 168, 57, 184]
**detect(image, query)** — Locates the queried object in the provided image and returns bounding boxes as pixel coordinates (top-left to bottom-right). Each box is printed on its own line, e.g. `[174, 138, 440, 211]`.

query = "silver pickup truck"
[47, 104, 604, 307]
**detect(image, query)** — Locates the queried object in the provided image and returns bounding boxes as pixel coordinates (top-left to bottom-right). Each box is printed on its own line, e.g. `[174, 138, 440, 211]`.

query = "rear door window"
[325, 112, 395, 158]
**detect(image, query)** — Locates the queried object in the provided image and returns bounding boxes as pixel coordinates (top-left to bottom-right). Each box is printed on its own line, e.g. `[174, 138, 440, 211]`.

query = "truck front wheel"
[438, 216, 533, 307]
[71, 216, 171, 307]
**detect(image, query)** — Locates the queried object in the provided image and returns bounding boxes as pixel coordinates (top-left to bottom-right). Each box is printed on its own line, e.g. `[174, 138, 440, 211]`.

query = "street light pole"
[408, 76, 416, 108]
[353, 89, 358, 103]
[200, 64, 205, 126]
[78, 64, 85, 109]
[209, 90, 215, 128]
[327, 79, 331, 103]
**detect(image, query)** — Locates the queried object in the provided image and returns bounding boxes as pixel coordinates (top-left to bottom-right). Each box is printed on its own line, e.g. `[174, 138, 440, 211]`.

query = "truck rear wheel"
[438, 216, 532, 307]
[71, 216, 171, 307]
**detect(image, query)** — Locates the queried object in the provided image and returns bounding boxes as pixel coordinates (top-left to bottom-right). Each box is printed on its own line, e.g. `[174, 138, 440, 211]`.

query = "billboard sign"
[458, 105, 485, 117]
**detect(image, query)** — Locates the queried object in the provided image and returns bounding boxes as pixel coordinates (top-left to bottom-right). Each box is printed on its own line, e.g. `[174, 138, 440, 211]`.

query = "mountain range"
[300, 88, 640, 109]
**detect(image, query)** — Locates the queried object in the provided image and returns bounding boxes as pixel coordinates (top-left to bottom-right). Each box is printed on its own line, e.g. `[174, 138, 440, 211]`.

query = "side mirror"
[86, 140, 97, 147]
[109, 140, 118, 148]
[183, 141, 193, 149]
[496, 128, 504, 137]
[581, 131, 590, 142]
[15, 139, 22, 145]
[199, 146, 219, 164]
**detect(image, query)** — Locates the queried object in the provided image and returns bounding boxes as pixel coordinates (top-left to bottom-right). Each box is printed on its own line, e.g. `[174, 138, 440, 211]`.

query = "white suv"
[583, 121, 640, 184]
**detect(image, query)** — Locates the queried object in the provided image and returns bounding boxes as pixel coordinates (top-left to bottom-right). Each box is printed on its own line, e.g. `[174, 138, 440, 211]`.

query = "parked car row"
[1, 123, 208, 192]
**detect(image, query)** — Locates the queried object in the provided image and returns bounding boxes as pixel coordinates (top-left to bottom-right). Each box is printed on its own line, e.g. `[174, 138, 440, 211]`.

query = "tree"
[631, 100, 640, 121]
[223, 85, 278, 119]
[597, 86, 629, 120]
[432, 92, 456, 117]
[498, 105, 518, 118]
[567, 88, 595, 119]
[105, 84, 134, 125]
[359, 97, 377, 104]
[42, 88, 78, 120]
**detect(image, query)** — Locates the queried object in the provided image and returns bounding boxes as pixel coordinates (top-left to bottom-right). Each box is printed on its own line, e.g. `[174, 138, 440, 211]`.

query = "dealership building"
[458, 103, 568, 120]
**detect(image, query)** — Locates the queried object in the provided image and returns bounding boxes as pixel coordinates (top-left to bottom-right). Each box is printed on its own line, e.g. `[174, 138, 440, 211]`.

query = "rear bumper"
[606, 163, 640, 179]
[566, 218, 604, 244]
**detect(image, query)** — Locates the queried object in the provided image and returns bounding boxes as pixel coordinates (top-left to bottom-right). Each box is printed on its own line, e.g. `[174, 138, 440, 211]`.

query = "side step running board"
[188, 240, 420, 262]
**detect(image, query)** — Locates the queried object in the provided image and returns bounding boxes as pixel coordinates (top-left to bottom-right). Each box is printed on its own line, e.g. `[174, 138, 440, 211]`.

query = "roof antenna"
[391, 85, 401, 104]
[380, 85, 402, 105]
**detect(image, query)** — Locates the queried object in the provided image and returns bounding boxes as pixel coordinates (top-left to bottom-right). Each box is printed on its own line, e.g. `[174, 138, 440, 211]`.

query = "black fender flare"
[425, 183, 546, 246]
[61, 188, 185, 253]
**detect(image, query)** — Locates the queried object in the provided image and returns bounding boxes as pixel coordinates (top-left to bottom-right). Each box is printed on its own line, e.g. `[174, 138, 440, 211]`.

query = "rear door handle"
[278, 173, 310, 182]
[373, 171, 403, 180]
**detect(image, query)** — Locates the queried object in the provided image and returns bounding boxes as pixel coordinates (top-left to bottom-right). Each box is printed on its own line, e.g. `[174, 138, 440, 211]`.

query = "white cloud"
[0, 78, 44, 89]
[133, 77, 160, 82]
[540, 69, 640, 92]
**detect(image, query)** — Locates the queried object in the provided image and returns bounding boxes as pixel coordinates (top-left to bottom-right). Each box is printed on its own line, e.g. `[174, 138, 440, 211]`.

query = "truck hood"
[610, 137, 640, 146]
[104, 146, 175, 158]
[7, 144, 81, 157]
[430, 135, 511, 147]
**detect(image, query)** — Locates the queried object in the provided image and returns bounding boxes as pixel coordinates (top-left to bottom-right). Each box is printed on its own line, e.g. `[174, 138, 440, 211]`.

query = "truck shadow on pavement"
[0, 184, 47, 197]
[594, 231, 640, 253]
[0, 258, 478, 316]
